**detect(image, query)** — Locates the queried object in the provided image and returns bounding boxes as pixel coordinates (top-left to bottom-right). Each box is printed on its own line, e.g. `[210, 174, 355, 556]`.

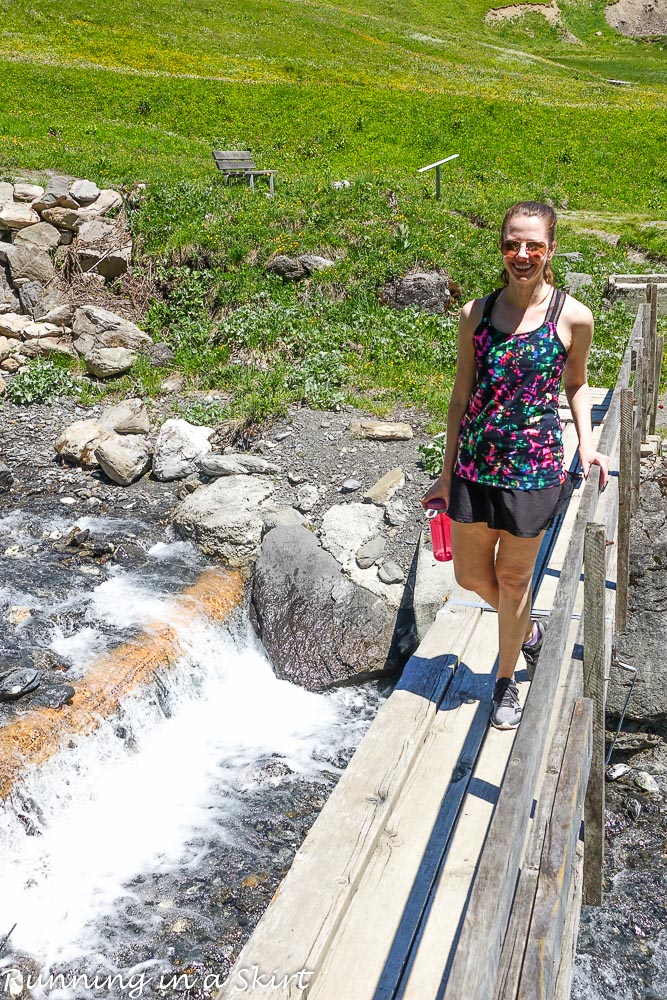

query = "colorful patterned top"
[454, 287, 568, 490]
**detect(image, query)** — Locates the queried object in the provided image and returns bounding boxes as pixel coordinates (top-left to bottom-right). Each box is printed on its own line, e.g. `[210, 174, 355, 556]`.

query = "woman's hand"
[421, 475, 451, 511]
[579, 447, 610, 490]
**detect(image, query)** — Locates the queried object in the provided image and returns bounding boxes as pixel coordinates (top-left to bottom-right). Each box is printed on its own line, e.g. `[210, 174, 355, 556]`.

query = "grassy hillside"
[1, 0, 665, 429]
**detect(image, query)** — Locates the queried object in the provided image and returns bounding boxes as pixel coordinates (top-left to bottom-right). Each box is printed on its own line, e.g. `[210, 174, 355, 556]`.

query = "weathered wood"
[646, 284, 658, 435]
[442, 378, 622, 1000]
[583, 522, 606, 907]
[632, 335, 644, 515]
[651, 329, 664, 436]
[616, 387, 633, 633]
[518, 697, 593, 999]
[553, 839, 584, 1000]
[216, 602, 480, 1000]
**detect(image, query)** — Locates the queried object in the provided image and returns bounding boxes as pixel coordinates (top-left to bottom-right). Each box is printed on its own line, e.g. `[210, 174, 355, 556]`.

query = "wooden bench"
[212, 150, 276, 195]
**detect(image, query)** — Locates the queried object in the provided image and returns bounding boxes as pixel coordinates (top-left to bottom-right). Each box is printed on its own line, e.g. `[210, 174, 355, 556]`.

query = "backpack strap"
[545, 287, 566, 326]
[481, 288, 502, 326]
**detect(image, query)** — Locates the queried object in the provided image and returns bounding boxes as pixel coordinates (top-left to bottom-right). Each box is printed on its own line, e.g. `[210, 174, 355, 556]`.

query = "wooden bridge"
[217, 291, 663, 1000]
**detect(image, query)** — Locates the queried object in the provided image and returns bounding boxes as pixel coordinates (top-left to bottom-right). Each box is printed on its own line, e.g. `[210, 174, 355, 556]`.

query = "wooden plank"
[518, 699, 593, 999]
[216, 601, 481, 1000]
[553, 839, 584, 1000]
[632, 334, 644, 515]
[582, 523, 606, 907]
[442, 358, 625, 999]
[646, 284, 658, 435]
[308, 611, 503, 1000]
[616, 387, 632, 633]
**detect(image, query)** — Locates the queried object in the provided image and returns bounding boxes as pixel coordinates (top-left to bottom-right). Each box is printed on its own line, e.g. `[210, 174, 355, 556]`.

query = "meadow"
[1, 0, 665, 429]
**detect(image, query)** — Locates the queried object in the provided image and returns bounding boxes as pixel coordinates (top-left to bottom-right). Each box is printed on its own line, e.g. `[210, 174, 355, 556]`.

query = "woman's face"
[500, 215, 554, 285]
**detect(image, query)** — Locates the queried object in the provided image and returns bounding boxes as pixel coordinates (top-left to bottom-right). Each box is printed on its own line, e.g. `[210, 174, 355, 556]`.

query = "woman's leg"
[494, 529, 545, 680]
[449, 520, 500, 607]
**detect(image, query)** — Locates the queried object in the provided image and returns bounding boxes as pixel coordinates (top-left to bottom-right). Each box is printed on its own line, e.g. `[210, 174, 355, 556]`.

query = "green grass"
[1, 0, 666, 428]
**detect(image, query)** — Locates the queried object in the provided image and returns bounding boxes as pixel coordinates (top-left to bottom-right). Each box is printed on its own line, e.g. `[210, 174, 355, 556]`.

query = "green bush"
[5, 360, 83, 405]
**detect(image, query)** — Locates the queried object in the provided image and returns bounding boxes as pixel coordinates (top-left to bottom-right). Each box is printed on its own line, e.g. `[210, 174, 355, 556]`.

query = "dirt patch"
[606, 0, 667, 36]
[485, 0, 582, 41]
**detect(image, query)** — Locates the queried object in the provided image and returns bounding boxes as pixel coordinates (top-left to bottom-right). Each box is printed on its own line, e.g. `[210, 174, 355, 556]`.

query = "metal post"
[583, 520, 606, 906]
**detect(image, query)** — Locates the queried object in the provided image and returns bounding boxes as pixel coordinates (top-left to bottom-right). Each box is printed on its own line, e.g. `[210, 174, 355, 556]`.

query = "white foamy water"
[0, 570, 381, 986]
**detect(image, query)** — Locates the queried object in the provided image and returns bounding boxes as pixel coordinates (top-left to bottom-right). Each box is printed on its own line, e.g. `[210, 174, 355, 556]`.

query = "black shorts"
[447, 470, 580, 538]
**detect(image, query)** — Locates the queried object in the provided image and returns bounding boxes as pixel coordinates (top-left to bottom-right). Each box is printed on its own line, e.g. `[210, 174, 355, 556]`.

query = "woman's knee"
[453, 559, 496, 593]
[495, 566, 532, 596]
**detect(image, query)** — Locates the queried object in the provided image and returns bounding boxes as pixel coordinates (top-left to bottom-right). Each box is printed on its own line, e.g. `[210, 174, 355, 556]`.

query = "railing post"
[632, 331, 644, 514]
[616, 388, 633, 634]
[583, 520, 606, 907]
[645, 284, 658, 436]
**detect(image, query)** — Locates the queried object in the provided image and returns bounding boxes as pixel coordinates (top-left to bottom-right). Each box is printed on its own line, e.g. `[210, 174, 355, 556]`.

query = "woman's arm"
[422, 298, 480, 508]
[562, 299, 610, 489]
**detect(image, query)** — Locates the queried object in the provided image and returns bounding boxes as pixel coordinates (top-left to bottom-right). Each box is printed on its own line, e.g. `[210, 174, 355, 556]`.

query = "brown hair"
[500, 201, 557, 286]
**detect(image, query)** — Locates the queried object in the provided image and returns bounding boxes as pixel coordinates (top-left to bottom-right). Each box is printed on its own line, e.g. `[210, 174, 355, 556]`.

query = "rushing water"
[0, 511, 385, 998]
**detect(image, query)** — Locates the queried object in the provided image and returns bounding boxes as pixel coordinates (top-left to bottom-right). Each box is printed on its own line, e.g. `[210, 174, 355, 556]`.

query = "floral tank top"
[454, 287, 569, 490]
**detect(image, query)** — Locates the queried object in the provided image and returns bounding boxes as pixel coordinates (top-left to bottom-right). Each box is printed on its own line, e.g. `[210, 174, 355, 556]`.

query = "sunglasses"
[501, 239, 548, 259]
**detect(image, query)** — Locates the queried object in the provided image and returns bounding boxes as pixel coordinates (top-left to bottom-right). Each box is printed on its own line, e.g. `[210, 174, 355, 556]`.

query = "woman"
[422, 201, 609, 730]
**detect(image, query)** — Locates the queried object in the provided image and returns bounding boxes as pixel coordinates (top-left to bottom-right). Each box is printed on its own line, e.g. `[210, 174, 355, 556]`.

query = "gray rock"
[95, 434, 152, 486]
[148, 342, 175, 368]
[198, 453, 281, 477]
[320, 502, 384, 566]
[385, 498, 409, 526]
[32, 176, 79, 212]
[3, 245, 55, 285]
[0, 264, 20, 314]
[608, 457, 667, 722]
[0, 313, 30, 339]
[378, 271, 453, 314]
[378, 560, 405, 584]
[152, 418, 214, 481]
[72, 305, 151, 356]
[0, 462, 13, 492]
[565, 272, 593, 294]
[24, 334, 76, 359]
[250, 525, 401, 690]
[18, 281, 44, 317]
[13, 221, 62, 253]
[356, 534, 386, 569]
[606, 763, 631, 782]
[0, 182, 13, 204]
[173, 475, 275, 566]
[100, 398, 151, 434]
[295, 483, 319, 512]
[0, 667, 41, 701]
[70, 179, 101, 205]
[299, 253, 335, 274]
[266, 255, 307, 281]
[363, 467, 405, 505]
[274, 429, 294, 441]
[76, 220, 131, 278]
[287, 469, 307, 485]
[85, 347, 137, 378]
[633, 770, 660, 795]
[33, 289, 66, 320]
[83, 189, 123, 217]
[54, 418, 114, 467]
[331, 180, 351, 189]
[341, 478, 362, 492]
[38, 303, 75, 326]
[13, 182, 44, 202]
[0, 203, 40, 230]
[40, 207, 87, 231]
[260, 508, 307, 535]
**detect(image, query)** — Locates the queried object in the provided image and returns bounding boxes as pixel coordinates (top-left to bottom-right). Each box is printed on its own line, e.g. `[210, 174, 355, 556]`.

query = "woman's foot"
[521, 618, 548, 680]
[490, 677, 522, 730]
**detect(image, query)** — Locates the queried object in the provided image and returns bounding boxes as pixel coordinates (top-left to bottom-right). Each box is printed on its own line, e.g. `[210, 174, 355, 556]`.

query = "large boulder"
[95, 434, 152, 486]
[0, 203, 40, 230]
[3, 246, 55, 285]
[72, 305, 151, 357]
[40, 207, 87, 231]
[100, 398, 150, 434]
[13, 222, 62, 253]
[70, 179, 101, 205]
[76, 220, 131, 278]
[32, 176, 79, 213]
[173, 475, 276, 566]
[152, 418, 214, 481]
[55, 419, 114, 467]
[13, 182, 44, 202]
[378, 271, 453, 314]
[0, 313, 30, 339]
[83, 189, 123, 217]
[84, 346, 137, 378]
[0, 264, 20, 315]
[250, 525, 401, 690]
[608, 458, 667, 723]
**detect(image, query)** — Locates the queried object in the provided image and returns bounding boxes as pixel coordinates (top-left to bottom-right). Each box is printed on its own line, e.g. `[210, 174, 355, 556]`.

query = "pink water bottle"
[424, 498, 453, 562]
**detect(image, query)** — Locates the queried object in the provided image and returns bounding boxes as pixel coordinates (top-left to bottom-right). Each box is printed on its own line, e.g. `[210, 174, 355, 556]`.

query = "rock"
[295, 483, 319, 512]
[85, 346, 137, 378]
[100, 398, 151, 434]
[0, 667, 42, 701]
[72, 305, 151, 356]
[266, 255, 307, 281]
[84, 189, 123, 217]
[33, 289, 66, 320]
[30, 683, 75, 710]
[148, 342, 175, 368]
[274, 429, 294, 442]
[321, 502, 384, 566]
[70, 179, 101, 205]
[0, 203, 40, 230]
[356, 534, 386, 569]
[153, 418, 214, 481]
[40, 206, 87, 231]
[260, 508, 307, 535]
[13, 221, 62, 253]
[173, 475, 275, 565]
[160, 373, 184, 393]
[17, 281, 44, 316]
[0, 357, 20, 373]
[363, 467, 405, 505]
[332, 180, 351, 189]
[565, 272, 594, 294]
[611, 731, 662, 752]
[24, 335, 76, 359]
[0, 182, 13, 204]
[76, 219, 131, 278]
[32, 176, 79, 212]
[385, 498, 409, 526]
[38, 303, 74, 326]
[95, 434, 152, 486]
[351, 420, 413, 441]
[0, 376, 5, 396]
[378, 560, 405, 584]
[0, 313, 29, 339]
[341, 478, 362, 492]
[299, 253, 335, 273]
[633, 770, 660, 795]
[607, 458, 667, 722]
[3, 245, 55, 285]
[13, 183, 44, 202]
[198, 453, 281, 477]
[378, 271, 453, 314]
[22, 320, 61, 339]
[0, 462, 13, 491]
[606, 763, 632, 782]
[287, 469, 307, 485]
[626, 798, 642, 820]
[0, 264, 20, 314]
[55, 418, 114, 467]
[250, 526, 402, 689]
[6, 606, 32, 625]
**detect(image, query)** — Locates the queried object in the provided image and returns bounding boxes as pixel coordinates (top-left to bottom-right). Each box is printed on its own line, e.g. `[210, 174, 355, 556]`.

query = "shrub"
[5, 360, 83, 405]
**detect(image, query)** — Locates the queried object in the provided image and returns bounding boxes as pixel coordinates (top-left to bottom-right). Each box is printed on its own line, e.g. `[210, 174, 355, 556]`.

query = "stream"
[0, 508, 386, 998]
